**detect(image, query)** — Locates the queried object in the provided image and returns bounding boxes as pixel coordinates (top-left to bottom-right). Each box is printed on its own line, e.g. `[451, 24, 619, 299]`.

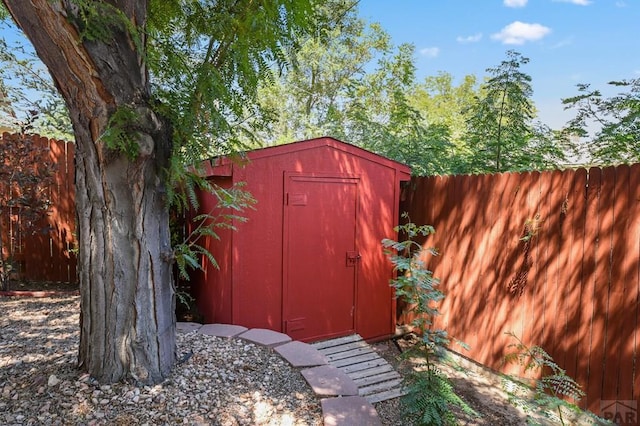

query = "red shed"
[191, 137, 411, 342]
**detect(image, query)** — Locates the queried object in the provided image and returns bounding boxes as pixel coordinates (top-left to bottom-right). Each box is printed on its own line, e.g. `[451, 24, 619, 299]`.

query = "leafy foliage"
[503, 331, 585, 425]
[409, 72, 480, 174]
[147, 0, 315, 166]
[100, 105, 141, 160]
[346, 43, 452, 176]
[0, 23, 72, 139]
[251, 0, 388, 144]
[252, 1, 452, 176]
[0, 134, 56, 290]
[562, 78, 640, 165]
[383, 214, 475, 425]
[172, 179, 255, 281]
[2, 0, 309, 290]
[402, 366, 476, 426]
[465, 50, 571, 173]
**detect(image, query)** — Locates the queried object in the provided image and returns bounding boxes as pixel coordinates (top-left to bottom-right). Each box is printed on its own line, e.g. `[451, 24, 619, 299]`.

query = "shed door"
[283, 173, 359, 342]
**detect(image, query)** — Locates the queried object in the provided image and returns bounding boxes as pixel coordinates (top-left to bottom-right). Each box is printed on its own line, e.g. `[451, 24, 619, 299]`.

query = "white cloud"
[504, 0, 528, 7]
[419, 47, 440, 58]
[456, 33, 483, 43]
[616, 1, 627, 7]
[553, 0, 592, 5]
[491, 21, 552, 45]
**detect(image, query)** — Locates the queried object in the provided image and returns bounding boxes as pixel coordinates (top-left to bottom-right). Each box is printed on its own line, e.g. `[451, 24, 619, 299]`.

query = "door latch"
[346, 251, 361, 267]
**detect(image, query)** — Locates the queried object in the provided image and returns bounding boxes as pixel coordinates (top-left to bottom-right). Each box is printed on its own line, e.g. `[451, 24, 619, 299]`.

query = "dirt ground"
[372, 334, 607, 425]
[5, 281, 607, 425]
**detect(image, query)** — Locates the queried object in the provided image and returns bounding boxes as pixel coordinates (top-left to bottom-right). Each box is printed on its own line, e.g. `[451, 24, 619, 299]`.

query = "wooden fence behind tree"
[0, 133, 76, 283]
[401, 165, 640, 414]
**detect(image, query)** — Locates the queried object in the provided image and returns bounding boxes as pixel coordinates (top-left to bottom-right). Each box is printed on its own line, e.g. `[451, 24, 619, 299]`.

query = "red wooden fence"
[0, 133, 76, 283]
[401, 165, 640, 414]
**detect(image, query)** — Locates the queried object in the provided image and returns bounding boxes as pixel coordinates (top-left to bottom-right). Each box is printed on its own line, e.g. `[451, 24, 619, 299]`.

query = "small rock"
[48, 375, 61, 387]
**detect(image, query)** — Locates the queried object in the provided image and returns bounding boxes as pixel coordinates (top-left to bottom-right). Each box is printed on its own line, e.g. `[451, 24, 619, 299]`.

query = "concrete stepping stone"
[275, 341, 329, 368]
[176, 322, 203, 334]
[198, 323, 247, 338]
[237, 328, 292, 347]
[321, 396, 382, 426]
[301, 365, 358, 396]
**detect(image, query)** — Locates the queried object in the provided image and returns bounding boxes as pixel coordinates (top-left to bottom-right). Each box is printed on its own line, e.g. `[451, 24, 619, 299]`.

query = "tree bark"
[2, 0, 176, 383]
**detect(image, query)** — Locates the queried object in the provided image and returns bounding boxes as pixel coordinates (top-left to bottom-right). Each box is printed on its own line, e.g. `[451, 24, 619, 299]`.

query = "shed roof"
[201, 136, 412, 178]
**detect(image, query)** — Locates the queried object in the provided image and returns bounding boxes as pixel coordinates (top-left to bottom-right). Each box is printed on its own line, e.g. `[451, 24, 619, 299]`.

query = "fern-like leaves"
[503, 331, 585, 425]
[403, 368, 475, 426]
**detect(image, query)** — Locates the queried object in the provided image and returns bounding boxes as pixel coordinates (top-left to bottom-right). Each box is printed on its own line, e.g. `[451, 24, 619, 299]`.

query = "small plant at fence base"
[382, 214, 476, 425]
[503, 331, 585, 426]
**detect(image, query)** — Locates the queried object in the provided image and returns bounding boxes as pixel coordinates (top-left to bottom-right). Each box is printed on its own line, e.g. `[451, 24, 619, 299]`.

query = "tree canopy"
[0, 0, 318, 384]
[464, 50, 570, 173]
[251, 1, 453, 175]
[563, 79, 640, 165]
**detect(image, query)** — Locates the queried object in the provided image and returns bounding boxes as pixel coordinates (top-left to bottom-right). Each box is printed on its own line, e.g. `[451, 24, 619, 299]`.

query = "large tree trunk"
[2, 0, 176, 383]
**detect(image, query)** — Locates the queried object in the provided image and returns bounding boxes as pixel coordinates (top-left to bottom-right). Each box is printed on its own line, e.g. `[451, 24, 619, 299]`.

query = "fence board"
[632, 164, 640, 402]
[546, 170, 565, 361]
[586, 166, 614, 411]
[0, 133, 76, 284]
[523, 171, 541, 353]
[606, 165, 632, 403]
[567, 168, 588, 383]
[574, 167, 601, 410]
[536, 171, 554, 353]
[404, 164, 640, 413]
[553, 169, 572, 371]
[493, 172, 521, 363]
[476, 173, 494, 362]
[486, 172, 510, 362]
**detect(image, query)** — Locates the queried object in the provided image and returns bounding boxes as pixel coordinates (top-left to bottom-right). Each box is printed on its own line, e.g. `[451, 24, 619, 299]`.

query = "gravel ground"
[1, 293, 603, 426]
[0, 295, 322, 425]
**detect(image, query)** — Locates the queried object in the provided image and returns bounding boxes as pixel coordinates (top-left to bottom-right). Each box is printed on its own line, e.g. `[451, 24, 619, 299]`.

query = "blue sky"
[358, 0, 640, 129]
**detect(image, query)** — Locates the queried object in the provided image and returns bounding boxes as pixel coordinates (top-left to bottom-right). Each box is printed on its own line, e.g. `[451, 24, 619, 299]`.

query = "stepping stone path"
[177, 322, 383, 425]
[311, 334, 407, 404]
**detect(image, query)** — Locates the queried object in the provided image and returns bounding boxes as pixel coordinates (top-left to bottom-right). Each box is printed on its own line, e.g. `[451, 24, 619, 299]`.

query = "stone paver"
[198, 323, 247, 337]
[321, 396, 382, 426]
[195, 325, 380, 423]
[237, 328, 292, 347]
[320, 396, 382, 426]
[176, 322, 203, 334]
[301, 365, 359, 396]
[275, 341, 328, 368]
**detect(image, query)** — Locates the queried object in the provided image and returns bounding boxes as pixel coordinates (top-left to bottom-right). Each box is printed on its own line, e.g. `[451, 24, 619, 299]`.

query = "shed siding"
[193, 138, 410, 341]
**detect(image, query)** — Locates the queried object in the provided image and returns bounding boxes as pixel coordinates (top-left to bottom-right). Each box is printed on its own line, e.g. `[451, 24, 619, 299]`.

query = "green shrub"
[383, 213, 476, 425]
